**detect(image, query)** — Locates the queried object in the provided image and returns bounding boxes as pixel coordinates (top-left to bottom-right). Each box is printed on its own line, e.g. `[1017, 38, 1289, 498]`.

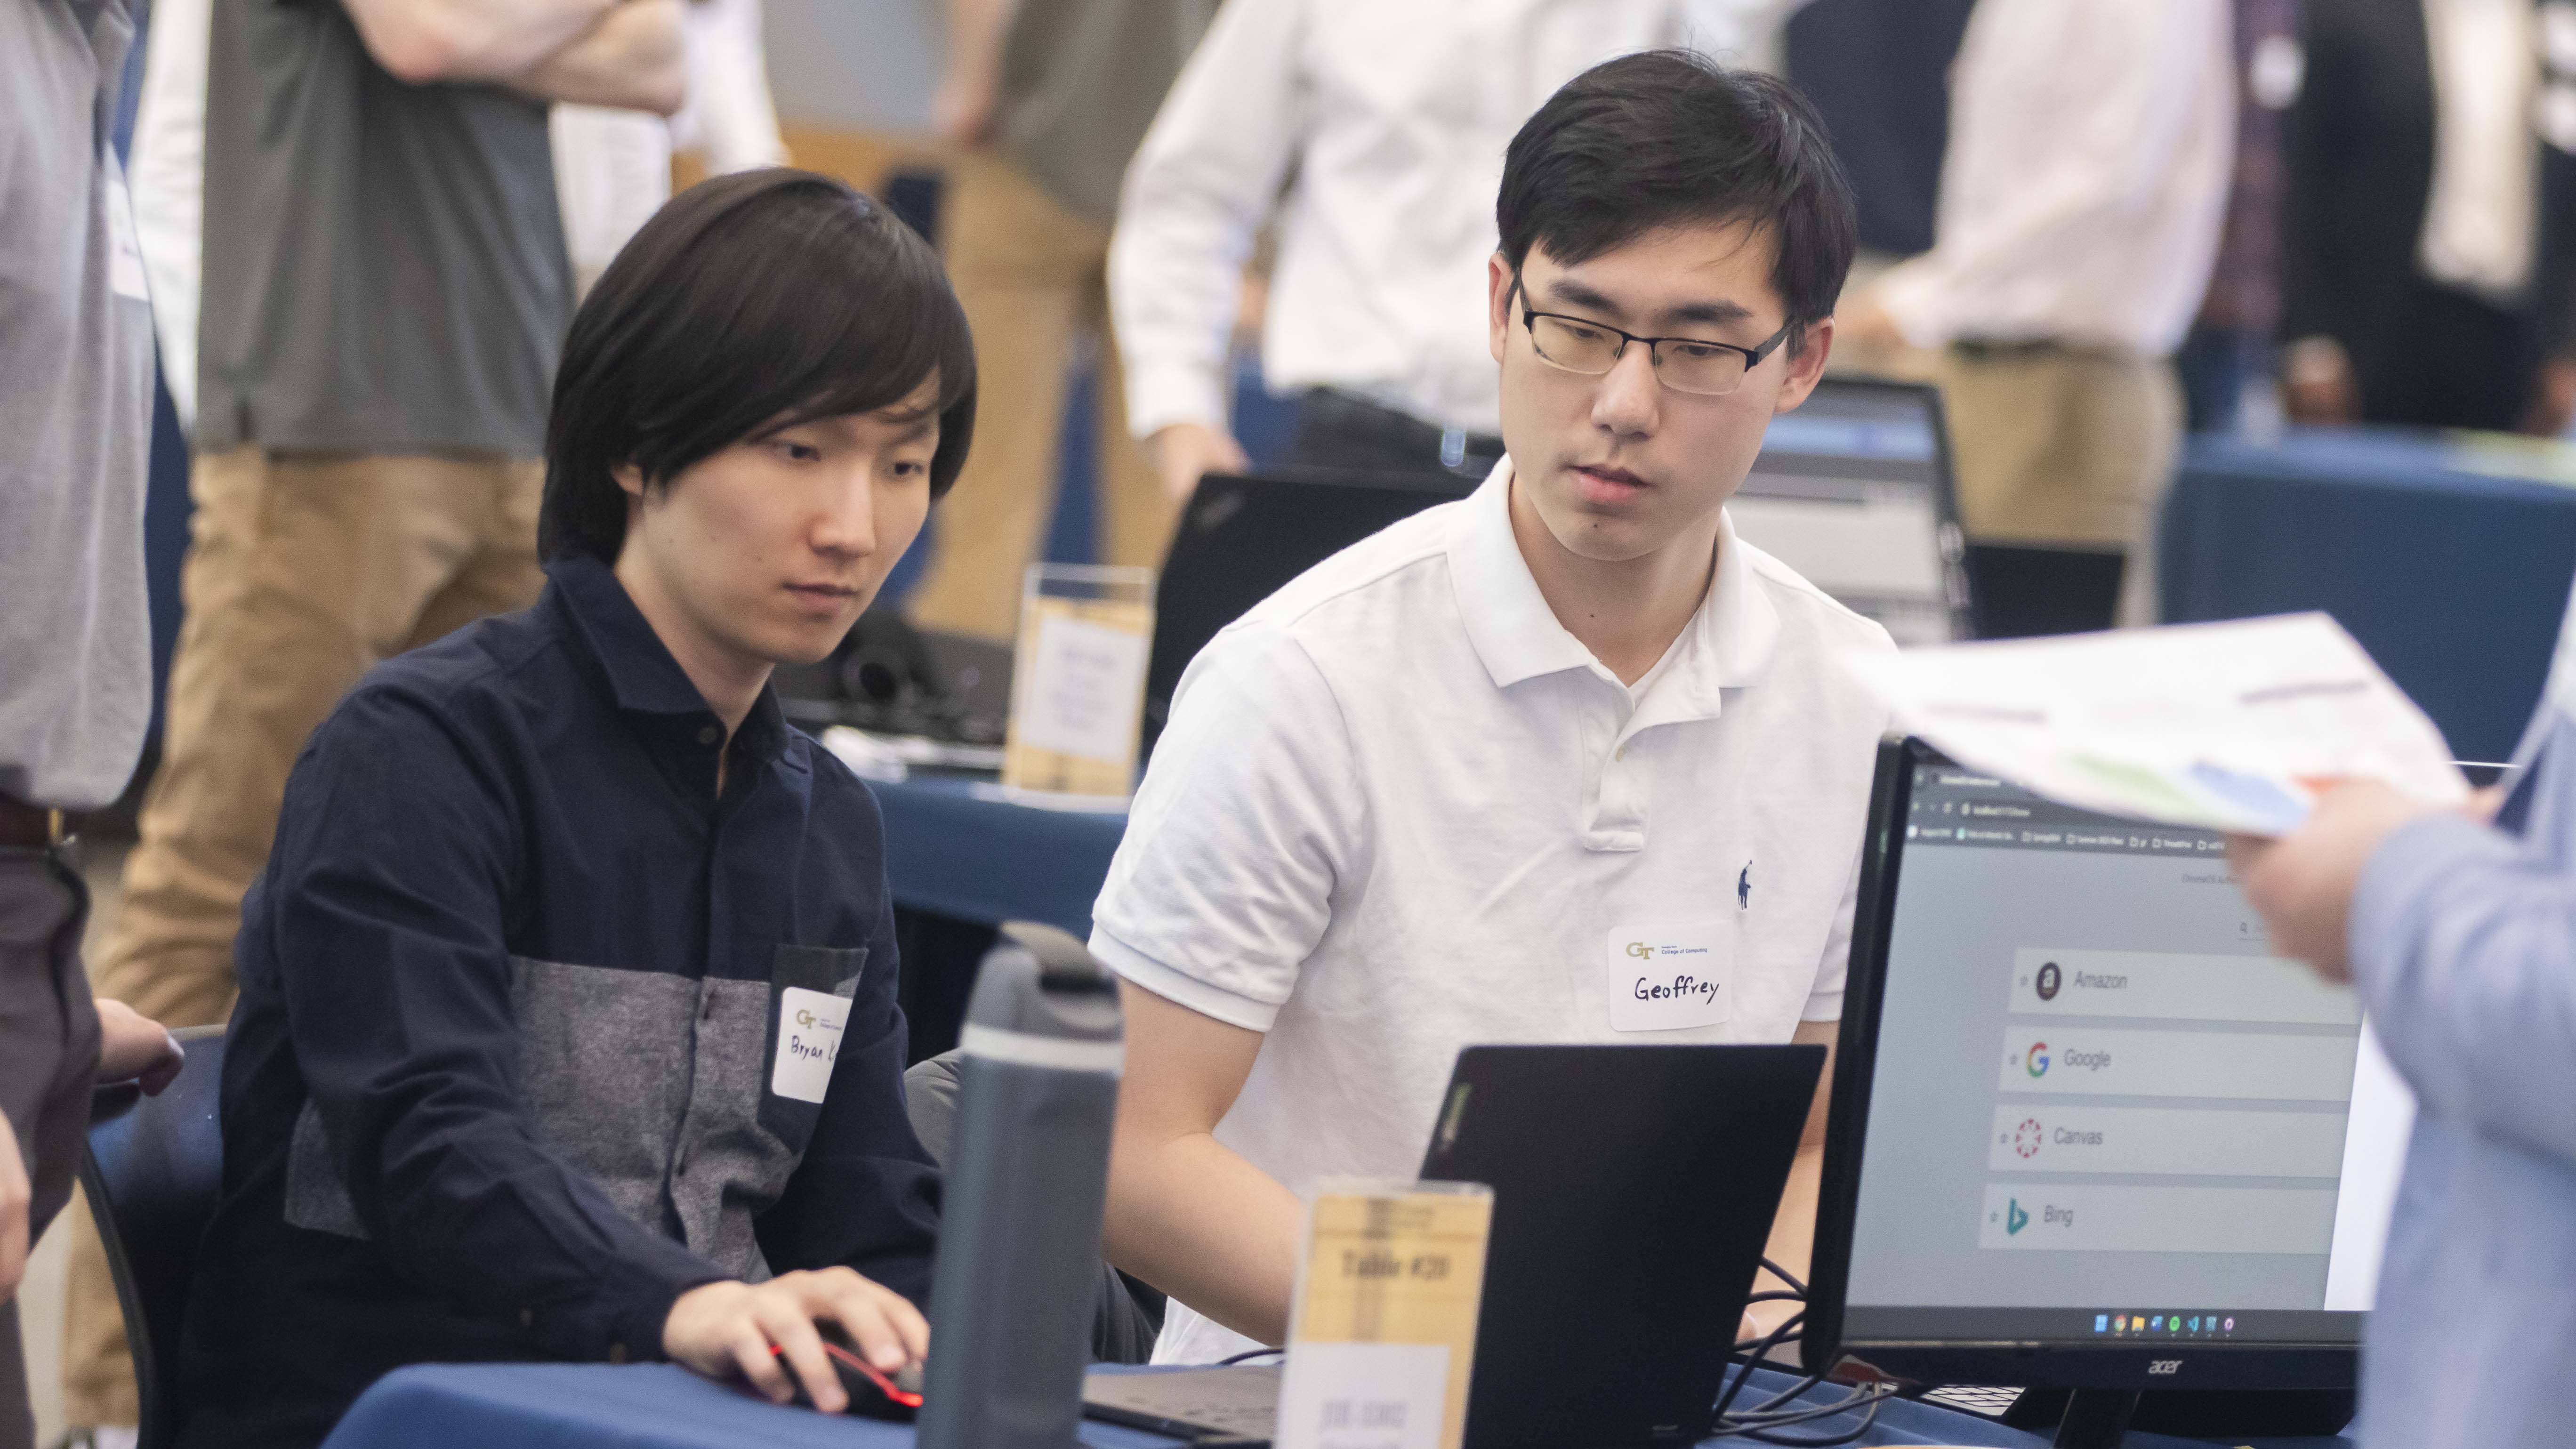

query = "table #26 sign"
[1277, 1182, 1493, 1449]
[1002, 564, 1156, 798]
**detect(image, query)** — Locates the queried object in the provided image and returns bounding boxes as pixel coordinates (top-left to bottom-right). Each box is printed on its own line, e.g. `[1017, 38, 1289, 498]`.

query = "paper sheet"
[1842, 613, 2471, 835]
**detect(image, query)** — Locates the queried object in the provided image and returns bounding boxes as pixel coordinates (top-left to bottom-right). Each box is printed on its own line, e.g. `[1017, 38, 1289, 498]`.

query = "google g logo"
[2026, 1042, 2050, 1078]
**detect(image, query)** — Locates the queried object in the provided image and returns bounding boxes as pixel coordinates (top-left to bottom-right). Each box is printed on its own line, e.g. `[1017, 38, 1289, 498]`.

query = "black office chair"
[81, 1023, 227, 1449]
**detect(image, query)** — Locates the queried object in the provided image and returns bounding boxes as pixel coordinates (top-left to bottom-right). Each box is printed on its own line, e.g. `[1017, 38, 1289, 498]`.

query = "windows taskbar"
[1839, 1305, 2362, 1346]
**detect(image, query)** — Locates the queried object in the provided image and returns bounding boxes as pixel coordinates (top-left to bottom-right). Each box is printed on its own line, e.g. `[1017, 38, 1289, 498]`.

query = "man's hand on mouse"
[663, 1267, 928, 1412]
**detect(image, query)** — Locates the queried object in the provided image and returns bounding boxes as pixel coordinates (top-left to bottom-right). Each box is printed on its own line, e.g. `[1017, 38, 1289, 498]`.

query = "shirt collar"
[546, 555, 794, 763]
[1447, 456, 1779, 712]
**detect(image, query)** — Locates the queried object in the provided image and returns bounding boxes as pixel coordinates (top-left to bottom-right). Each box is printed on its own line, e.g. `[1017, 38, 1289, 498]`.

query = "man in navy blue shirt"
[177, 169, 979, 1449]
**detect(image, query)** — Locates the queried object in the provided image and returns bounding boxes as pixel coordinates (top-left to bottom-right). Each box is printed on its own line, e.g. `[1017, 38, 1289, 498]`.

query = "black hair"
[540, 167, 977, 564]
[1496, 51, 1857, 345]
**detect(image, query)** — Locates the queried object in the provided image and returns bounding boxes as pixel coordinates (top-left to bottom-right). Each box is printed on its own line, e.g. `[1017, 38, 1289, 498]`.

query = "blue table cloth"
[318, 1361, 2355, 1449]
[2164, 428, 2576, 764]
[868, 775, 1128, 936]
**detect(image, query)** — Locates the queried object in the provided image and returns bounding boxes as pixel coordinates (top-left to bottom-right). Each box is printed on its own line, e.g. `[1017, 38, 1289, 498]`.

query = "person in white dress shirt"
[1109, 0, 1808, 500]
[1836, 0, 2235, 628]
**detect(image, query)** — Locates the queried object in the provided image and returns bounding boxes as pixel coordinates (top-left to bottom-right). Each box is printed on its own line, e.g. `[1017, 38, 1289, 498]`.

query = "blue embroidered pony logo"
[1737, 861, 1753, 910]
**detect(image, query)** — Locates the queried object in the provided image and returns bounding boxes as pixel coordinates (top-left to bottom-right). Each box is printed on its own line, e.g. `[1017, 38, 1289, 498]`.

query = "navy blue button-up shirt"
[178, 557, 939, 1449]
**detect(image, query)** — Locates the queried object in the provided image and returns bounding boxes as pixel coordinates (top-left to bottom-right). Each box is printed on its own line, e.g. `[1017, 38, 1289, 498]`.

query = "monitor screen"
[1730, 379, 1971, 646]
[1830, 757, 2409, 1356]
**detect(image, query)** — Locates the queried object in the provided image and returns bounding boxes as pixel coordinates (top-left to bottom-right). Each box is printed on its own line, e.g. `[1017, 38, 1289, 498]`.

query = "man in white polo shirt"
[1092, 51, 1890, 1363]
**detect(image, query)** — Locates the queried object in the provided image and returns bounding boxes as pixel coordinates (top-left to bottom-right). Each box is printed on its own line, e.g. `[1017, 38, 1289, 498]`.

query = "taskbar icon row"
[2094, 1311, 2236, 1336]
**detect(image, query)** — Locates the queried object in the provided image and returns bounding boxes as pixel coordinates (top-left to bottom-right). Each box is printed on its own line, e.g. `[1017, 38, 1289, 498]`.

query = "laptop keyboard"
[1084, 1366, 1283, 1439]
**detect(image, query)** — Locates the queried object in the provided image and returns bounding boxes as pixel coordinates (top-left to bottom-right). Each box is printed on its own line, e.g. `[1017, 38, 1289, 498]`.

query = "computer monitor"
[1807, 737, 2407, 1445]
[1726, 376, 1974, 645]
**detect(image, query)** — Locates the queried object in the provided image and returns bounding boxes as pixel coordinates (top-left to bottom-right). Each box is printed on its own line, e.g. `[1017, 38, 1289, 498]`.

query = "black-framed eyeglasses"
[1514, 279, 1793, 397]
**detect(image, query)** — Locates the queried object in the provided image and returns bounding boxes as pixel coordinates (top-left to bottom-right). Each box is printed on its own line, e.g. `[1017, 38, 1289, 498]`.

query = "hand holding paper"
[1841, 614, 2472, 835]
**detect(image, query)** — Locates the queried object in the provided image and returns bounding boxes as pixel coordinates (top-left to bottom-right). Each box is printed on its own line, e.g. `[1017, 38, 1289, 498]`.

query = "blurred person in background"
[2281, 0, 2576, 435]
[2178, 0, 2304, 435]
[1837, 0, 2234, 627]
[0, 2, 190, 1446]
[1110, 0, 1811, 501]
[1781, 0, 1976, 298]
[555, 0, 791, 296]
[62, 1, 685, 1443]
[126, 0, 780, 435]
[905, 0, 1218, 645]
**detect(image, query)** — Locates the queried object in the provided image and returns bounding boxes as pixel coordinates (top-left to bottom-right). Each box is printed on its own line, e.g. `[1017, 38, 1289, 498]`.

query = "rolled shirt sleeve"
[260, 688, 730, 1363]
[1107, 0, 1307, 441]
[1090, 621, 1367, 1031]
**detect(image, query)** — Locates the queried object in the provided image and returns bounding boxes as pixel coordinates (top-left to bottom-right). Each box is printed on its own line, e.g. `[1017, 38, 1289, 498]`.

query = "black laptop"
[1142, 467, 1473, 760]
[1082, 1043, 1822, 1449]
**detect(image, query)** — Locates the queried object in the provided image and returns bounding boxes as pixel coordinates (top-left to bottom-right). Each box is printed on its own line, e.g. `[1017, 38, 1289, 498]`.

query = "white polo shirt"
[1090, 458, 1894, 1363]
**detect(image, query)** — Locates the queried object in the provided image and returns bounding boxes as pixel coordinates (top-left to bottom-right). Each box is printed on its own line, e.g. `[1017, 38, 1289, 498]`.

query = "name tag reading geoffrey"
[1602, 921, 1734, 1031]
[772, 987, 850, 1103]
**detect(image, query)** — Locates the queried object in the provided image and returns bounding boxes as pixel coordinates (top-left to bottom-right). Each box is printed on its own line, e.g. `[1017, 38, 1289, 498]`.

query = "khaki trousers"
[905, 154, 1176, 644]
[1855, 343, 2182, 627]
[62, 446, 544, 1428]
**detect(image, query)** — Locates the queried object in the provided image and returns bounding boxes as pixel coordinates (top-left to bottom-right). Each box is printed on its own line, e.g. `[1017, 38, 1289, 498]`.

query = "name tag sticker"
[1602, 920, 1734, 1032]
[772, 986, 849, 1103]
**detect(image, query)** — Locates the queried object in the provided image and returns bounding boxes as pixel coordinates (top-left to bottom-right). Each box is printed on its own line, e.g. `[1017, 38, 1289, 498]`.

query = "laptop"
[1082, 1043, 1822, 1449]
[1727, 375, 1972, 645]
[1143, 385, 1976, 761]
[1143, 467, 1473, 761]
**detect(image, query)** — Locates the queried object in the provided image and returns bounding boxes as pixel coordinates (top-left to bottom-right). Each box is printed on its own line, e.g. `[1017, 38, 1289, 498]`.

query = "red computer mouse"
[765, 1325, 924, 1421]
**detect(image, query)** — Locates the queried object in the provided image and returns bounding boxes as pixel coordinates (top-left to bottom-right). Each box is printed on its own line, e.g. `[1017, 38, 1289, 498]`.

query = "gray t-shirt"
[0, 0, 154, 813]
[994, 0, 1218, 226]
[197, 0, 571, 458]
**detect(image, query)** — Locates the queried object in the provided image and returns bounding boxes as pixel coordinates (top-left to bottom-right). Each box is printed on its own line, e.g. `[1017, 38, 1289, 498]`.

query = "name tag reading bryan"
[772, 986, 850, 1103]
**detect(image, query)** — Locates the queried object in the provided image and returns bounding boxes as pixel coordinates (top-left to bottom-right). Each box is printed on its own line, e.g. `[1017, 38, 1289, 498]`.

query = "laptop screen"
[1730, 378, 1971, 646]
[1835, 760, 2403, 1348]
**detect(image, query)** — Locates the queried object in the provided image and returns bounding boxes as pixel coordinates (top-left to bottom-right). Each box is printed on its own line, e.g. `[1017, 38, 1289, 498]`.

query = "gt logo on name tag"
[771, 987, 849, 1103]
[1602, 921, 1734, 1031]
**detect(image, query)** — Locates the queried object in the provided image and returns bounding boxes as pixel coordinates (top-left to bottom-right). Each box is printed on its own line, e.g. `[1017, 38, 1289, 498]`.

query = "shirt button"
[1615, 744, 1629, 761]
[609, 1343, 628, 1365]
[696, 725, 719, 746]
[519, 1309, 534, 1329]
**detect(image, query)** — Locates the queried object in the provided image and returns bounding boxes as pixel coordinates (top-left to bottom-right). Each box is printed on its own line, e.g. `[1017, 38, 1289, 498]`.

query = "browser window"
[1837, 765, 2405, 1345]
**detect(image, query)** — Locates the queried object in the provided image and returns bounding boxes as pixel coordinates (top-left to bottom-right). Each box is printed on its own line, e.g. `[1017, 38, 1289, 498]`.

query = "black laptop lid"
[1143, 467, 1471, 760]
[1418, 1045, 1822, 1448]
